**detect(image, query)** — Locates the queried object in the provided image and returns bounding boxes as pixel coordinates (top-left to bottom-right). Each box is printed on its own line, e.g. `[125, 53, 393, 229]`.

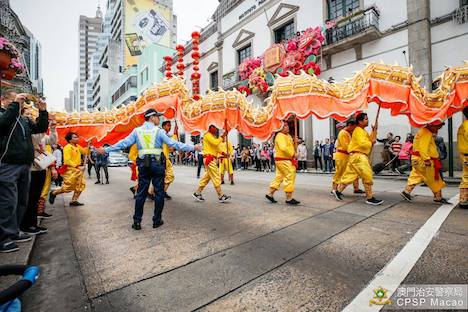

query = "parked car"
[108, 151, 129, 167]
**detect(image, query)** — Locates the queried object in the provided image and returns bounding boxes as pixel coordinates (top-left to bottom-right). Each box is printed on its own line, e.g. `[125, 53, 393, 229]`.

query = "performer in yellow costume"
[265, 121, 300, 205]
[458, 107, 468, 209]
[333, 113, 383, 205]
[218, 139, 235, 185]
[331, 120, 364, 195]
[400, 121, 450, 204]
[162, 121, 178, 200]
[193, 125, 231, 203]
[49, 132, 87, 206]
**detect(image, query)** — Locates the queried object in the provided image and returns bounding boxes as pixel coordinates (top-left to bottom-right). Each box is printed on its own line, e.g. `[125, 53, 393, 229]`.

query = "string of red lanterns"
[163, 55, 173, 79]
[175, 44, 185, 78]
[191, 31, 201, 101]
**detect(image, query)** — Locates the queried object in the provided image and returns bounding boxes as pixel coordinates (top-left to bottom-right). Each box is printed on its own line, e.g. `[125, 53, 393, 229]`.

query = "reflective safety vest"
[136, 127, 163, 157]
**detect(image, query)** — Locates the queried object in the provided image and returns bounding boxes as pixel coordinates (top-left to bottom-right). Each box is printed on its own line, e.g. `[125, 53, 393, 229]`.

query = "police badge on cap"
[144, 108, 163, 118]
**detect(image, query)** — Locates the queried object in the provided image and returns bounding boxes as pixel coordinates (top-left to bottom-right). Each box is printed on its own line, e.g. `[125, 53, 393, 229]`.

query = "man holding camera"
[0, 92, 49, 253]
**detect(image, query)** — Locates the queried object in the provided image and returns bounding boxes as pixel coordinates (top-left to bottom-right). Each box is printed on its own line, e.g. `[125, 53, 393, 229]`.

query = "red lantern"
[163, 55, 173, 62]
[192, 60, 199, 66]
[193, 65, 199, 71]
[191, 31, 201, 39]
[191, 51, 200, 59]
[165, 72, 173, 78]
[191, 72, 201, 80]
[192, 94, 201, 101]
[176, 44, 185, 51]
[176, 63, 185, 70]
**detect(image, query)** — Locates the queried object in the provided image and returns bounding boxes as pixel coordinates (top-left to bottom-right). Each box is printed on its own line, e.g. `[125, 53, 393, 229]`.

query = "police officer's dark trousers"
[135, 157, 165, 224]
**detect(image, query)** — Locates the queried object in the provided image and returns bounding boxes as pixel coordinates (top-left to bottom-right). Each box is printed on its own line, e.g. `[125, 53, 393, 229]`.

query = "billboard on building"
[124, 0, 172, 67]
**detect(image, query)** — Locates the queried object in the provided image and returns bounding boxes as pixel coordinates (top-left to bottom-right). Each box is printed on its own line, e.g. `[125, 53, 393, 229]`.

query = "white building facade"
[77, 11, 102, 112]
[179, 0, 468, 168]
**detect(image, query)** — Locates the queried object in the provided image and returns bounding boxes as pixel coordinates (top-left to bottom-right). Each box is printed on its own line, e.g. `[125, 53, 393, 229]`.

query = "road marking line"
[342, 195, 459, 312]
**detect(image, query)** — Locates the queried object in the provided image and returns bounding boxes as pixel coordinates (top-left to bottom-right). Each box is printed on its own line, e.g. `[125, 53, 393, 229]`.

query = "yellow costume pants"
[461, 155, 468, 189]
[55, 168, 86, 197]
[219, 158, 233, 175]
[340, 153, 373, 185]
[333, 158, 348, 185]
[165, 160, 174, 185]
[199, 160, 221, 190]
[407, 157, 445, 193]
[460, 156, 468, 203]
[40, 169, 52, 199]
[269, 160, 296, 193]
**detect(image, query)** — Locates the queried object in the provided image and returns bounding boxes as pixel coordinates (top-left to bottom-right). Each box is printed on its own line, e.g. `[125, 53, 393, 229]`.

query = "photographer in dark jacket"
[0, 92, 49, 253]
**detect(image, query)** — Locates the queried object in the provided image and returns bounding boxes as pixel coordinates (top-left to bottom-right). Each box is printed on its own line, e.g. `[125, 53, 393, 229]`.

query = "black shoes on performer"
[434, 198, 452, 205]
[193, 193, 205, 201]
[400, 191, 412, 202]
[70, 201, 84, 206]
[230, 181, 235, 185]
[265, 194, 277, 203]
[332, 190, 344, 201]
[353, 189, 365, 194]
[218, 194, 231, 203]
[49, 191, 56, 204]
[164, 193, 172, 200]
[286, 198, 300, 205]
[365, 197, 384, 205]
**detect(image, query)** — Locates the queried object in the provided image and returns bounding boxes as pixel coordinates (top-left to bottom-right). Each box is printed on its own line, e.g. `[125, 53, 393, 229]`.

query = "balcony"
[222, 70, 240, 90]
[323, 6, 382, 55]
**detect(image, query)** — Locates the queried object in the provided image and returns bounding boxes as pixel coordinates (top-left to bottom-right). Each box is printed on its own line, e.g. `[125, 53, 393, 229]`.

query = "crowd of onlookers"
[0, 92, 57, 253]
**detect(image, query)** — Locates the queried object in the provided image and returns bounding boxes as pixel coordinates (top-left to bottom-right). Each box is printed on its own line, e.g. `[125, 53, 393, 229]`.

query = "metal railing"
[325, 7, 380, 45]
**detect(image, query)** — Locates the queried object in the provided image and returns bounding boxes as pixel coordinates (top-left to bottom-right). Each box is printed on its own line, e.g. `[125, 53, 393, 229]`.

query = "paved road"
[24, 166, 467, 312]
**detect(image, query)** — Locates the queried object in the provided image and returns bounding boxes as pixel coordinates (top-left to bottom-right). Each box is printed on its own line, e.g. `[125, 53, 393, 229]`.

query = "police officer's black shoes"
[132, 222, 141, 230]
[153, 220, 164, 228]
[164, 193, 172, 200]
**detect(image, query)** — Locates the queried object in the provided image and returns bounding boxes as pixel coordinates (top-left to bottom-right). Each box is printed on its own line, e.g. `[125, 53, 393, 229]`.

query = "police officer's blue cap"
[144, 108, 163, 118]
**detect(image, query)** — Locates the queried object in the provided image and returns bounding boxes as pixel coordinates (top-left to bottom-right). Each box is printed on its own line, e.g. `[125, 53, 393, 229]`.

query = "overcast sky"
[11, 0, 219, 111]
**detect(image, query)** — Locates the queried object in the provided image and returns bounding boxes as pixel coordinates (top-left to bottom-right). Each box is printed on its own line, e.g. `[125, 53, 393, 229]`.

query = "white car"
[108, 151, 129, 167]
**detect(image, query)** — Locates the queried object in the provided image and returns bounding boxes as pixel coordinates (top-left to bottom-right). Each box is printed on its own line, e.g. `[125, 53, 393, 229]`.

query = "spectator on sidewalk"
[322, 138, 333, 172]
[95, 145, 109, 184]
[87, 147, 96, 178]
[0, 92, 49, 253]
[52, 144, 63, 186]
[377, 132, 394, 163]
[435, 135, 447, 181]
[397, 134, 413, 174]
[313, 140, 323, 171]
[21, 107, 57, 236]
[390, 135, 403, 172]
[260, 145, 271, 172]
[241, 146, 249, 170]
[297, 139, 308, 172]
[254, 144, 262, 171]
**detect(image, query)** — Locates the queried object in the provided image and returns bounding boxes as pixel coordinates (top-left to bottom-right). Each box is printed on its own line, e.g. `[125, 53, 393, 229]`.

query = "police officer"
[98, 109, 200, 230]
